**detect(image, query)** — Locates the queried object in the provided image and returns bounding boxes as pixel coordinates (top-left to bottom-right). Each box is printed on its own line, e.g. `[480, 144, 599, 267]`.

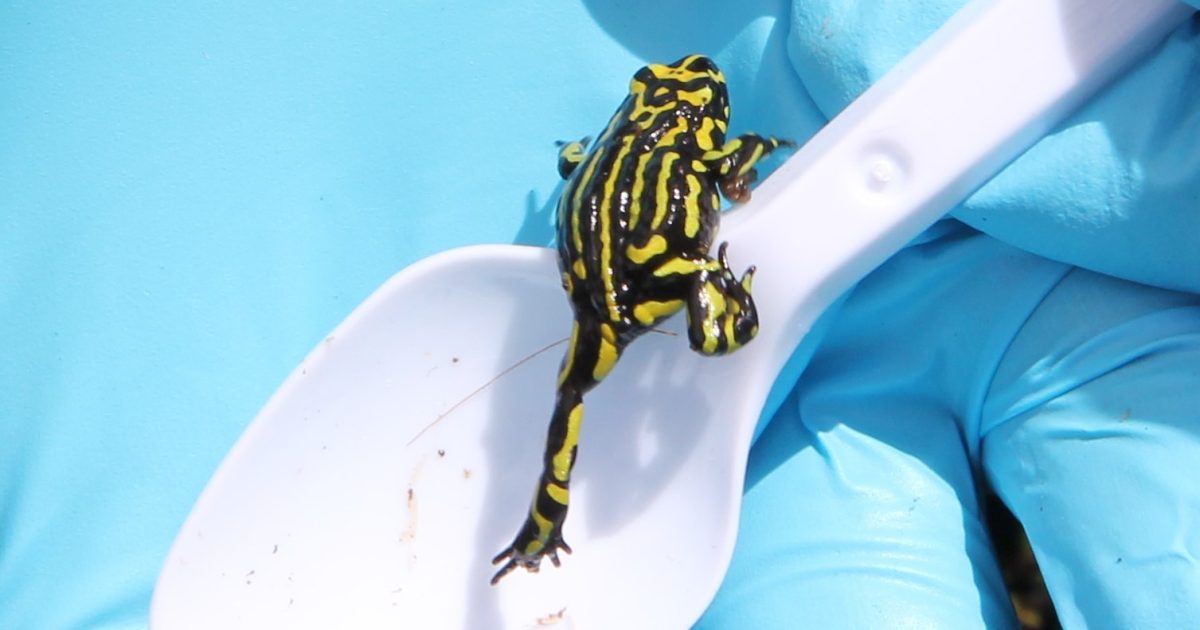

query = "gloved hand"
[697, 2, 1200, 627]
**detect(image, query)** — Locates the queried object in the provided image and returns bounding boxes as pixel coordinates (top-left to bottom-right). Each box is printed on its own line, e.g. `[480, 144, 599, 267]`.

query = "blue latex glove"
[2, 1, 1196, 628]
[699, 2, 1200, 628]
[699, 226, 1200, 628]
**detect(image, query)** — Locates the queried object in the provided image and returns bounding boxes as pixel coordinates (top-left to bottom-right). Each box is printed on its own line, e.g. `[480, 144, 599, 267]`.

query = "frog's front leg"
[491, 316, 620, 584]
[684, 242, 758, 355]
[703, 134, 794, 204]
[555, 137, 591, 179]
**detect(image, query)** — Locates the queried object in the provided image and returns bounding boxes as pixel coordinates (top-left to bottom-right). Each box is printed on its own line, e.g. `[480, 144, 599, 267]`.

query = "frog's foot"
[490, 530, 573, 585]
[556, 136, 592, 179]
[686, 242, 759, 355]
[707, 134, 796, 203]
[718, 168, 757, 204]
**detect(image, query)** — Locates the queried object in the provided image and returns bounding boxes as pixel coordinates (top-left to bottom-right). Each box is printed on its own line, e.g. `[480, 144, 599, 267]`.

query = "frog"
[491, 54, 793, 585]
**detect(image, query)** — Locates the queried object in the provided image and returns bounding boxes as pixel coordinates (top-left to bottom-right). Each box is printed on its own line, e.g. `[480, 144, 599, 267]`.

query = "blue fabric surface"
[1, 0, 1196, 628]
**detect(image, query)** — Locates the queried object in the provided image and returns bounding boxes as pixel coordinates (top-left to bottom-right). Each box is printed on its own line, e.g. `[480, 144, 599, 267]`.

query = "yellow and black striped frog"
[491, 54, 792, 584]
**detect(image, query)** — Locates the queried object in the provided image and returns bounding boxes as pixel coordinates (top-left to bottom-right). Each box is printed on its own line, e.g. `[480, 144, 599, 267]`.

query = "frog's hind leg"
[556, 136, 592, 179]
[703, 133, 795, 203]
[490, 383, 582, 584]
[685, 242, 758, 355]
[491, 316, 620, 584]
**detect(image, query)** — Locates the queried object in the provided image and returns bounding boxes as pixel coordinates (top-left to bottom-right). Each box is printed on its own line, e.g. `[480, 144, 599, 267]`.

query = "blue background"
[0, 1, 812, 626]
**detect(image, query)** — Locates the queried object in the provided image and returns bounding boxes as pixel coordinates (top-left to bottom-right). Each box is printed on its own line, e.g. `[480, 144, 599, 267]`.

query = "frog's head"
[631, 54, 731, 123]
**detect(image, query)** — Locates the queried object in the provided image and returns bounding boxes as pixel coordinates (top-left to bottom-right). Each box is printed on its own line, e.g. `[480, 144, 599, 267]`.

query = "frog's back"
[557, 55, 733, 321]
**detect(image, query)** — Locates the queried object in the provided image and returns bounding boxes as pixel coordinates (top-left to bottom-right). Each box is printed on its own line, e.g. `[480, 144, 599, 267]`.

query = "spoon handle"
[724, 0, 1193, 374]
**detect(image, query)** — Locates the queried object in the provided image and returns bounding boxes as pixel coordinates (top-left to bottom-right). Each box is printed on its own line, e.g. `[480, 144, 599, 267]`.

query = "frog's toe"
[719, 168, 758, 204]
[490, 544, 540, 585]
[490, 534, 572, 585]
[548, 539, 572, 566]
[489, 554, 522, 585]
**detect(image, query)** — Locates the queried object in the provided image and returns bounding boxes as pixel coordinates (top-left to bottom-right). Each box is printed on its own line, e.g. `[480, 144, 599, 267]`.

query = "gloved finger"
[696, 390, 1017, 628]
[982, 267, 1200, 628]
[788, 0, 1200, 293]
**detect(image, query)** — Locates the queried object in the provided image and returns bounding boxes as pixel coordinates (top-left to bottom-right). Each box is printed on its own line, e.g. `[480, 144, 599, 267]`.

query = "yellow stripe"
[702, 324, 719, 354]
[660, 115, 688, 146]
[739, 143, 765, 177]
[592, 328, 619, 381]
[652, 152, 679, 230]
[633, 299, 684, 325]
[598, 137, 634, 322]
[697, 118, 716, 151]
[704, 138, 742, 175]
[715, 119, 727, 132]
[677, 86, 713, 107]
[558, 141, 586, 167]
[555, 196, 569, 244]
[701, 283, 728, 354]
[649, 64, 706, 83]
[572, 259, 587, 280]
[683, 173, 702, 237]
[632, 101, 680, 128]
[523, 538, 545, 556]
[551, 403, 584, 481]
[703, 282, 728, 316]
[570, 152, 602, 256]
[657, 255, 710, 277]
[723, 315, 738, 350]
[557, 322, 580, 386]
[627, 234, 668, 264]
[546, 482, 569, 505]
[628, 151, 653, 229]
[531, 509, 554, 541]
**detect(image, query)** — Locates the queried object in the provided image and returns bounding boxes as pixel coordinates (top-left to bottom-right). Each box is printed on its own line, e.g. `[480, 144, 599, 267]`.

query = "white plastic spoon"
[151, 1, 1192, 628]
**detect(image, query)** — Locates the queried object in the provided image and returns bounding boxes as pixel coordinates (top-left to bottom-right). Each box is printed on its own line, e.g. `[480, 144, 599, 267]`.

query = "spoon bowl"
[149, 243, 768, 628]
[151, 0, 1190, 627]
